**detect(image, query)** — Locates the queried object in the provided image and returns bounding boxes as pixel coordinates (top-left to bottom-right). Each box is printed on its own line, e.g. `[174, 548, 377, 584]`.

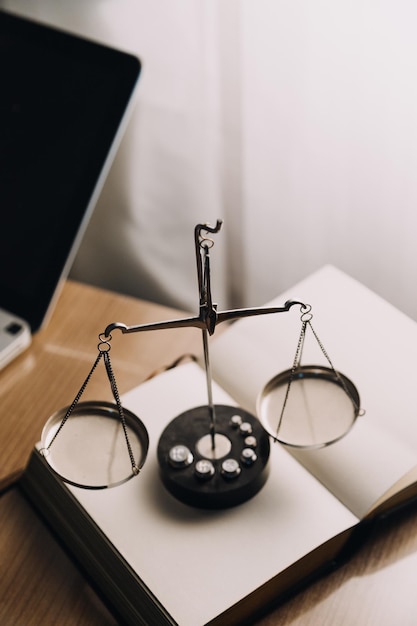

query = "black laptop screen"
[0, 11, 141, 330]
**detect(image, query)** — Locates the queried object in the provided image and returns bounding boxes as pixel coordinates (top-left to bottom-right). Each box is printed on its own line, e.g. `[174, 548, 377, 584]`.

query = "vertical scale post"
[194, 221, 223, 451]
[202, 327, 215, 450]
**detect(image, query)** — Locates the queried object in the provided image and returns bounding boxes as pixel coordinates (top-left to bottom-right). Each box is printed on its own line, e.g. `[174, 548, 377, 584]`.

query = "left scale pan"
[40, 401, 149, 489]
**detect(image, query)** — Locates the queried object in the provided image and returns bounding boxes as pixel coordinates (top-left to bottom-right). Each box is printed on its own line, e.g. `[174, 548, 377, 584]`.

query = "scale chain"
[45, 351, 103, 451]
[276, 305, 364, 440]
[103, 350, 139, 474]
[44, 335, 139, 475]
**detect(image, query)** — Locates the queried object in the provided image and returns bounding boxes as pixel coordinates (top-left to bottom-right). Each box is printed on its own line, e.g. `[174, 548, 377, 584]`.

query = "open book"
[20, 266, 417, 626]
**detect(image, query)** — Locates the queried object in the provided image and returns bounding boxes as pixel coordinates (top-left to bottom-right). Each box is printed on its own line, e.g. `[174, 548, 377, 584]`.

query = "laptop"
[0, 10, 141, 369]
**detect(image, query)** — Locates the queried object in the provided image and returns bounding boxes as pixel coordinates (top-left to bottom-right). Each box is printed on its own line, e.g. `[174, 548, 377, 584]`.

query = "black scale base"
[157, 404, 271, 509]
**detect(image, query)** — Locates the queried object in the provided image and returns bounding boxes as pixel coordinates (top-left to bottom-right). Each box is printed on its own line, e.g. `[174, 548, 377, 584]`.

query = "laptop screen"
[0, 11, 141, 331]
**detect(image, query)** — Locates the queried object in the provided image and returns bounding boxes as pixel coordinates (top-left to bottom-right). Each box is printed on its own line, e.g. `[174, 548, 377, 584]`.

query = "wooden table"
[2, 280, 417, 625]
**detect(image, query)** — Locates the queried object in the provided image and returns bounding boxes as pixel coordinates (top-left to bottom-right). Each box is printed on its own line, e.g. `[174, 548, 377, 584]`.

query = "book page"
[209, 266, 417, 519]
[69, 362, 358, 626]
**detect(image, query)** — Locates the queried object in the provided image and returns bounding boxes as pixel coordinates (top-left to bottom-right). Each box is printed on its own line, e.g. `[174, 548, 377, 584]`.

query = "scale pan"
[40, 401, 149, 489]
[257, 366, 361, 449]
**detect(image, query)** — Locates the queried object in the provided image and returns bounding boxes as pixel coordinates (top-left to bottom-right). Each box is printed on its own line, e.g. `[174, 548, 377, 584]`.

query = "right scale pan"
[257, 365, 362, 449]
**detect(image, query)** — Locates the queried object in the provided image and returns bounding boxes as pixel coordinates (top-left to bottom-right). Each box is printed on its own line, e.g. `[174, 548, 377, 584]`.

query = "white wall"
[4, 0, 417, 320]
[239, 1, 417, 322]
